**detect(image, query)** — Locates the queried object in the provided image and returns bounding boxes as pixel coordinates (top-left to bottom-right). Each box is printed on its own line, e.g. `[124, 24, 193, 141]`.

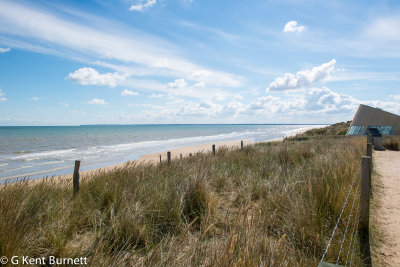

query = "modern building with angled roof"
[347, 104, 400, 136]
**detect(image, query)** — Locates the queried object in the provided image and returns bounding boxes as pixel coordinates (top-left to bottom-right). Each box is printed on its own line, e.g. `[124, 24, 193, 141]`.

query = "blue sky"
[0, 0, 399, 125]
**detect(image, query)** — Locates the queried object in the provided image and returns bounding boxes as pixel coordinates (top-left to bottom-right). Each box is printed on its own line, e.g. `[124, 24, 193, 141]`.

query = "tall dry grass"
[0, 136, 365, 266]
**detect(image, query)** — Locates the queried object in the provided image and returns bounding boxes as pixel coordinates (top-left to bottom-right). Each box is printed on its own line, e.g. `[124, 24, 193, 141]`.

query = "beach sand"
[137, 139, 253, 164]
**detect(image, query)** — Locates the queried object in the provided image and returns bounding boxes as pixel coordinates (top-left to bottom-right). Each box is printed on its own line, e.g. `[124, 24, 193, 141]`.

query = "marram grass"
[0, 136, 365, 266]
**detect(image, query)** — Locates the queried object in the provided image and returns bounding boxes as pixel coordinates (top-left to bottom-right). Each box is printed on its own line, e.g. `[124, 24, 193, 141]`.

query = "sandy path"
[372, 150, 400, 266]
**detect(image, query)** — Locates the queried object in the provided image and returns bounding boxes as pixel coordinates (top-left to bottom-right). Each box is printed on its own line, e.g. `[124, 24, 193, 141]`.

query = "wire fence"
[319, 142, 372, 267]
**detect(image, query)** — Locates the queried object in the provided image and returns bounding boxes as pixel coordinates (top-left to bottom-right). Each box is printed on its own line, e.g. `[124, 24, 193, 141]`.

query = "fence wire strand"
[320, 159, 361, 263]
[336, 175, 361, 264]
[345, 200, 360, 266]
[349, 213, 360, 267]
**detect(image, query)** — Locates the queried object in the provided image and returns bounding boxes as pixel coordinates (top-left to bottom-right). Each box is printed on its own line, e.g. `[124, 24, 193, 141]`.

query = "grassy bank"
[0, 126, 365, 266]
[285, 121, 351, 141]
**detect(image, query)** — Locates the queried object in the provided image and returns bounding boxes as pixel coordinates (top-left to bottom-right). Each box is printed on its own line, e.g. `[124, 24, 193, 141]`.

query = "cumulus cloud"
[121, 89, 139, 96]
[167, 78, 187, 89]
[0, 47, 10, 53]
[88, 98, 108, 105]
[241, 87, 360, 119]
[283, 21, 305, 33]
[305, 87, 359, 113]
[129, 0, 157, 11]
[267, 59, 336, 91]
[29, 97, 39, 101]
[60, 102, 69, 107]
[245, 95, 306, 115]
[0, 89, 6, 102]
[67, 67, 127, 87]
[122, 85, 399, 123]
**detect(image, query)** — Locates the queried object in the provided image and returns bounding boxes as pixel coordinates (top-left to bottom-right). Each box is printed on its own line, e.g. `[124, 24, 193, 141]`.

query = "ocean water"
[0, 124, 323, 181]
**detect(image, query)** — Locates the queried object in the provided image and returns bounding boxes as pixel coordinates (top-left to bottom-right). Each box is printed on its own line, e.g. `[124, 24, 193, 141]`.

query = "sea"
[0, 124, 324, 181]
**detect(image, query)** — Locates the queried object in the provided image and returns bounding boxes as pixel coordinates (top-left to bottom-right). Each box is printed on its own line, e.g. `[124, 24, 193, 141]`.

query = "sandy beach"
[137, 139, 253, 164]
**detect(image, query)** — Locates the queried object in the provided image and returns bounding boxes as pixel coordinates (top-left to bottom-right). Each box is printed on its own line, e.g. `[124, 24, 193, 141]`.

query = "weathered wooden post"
[366, 143, 372, 157]
[180, 153, 182, 159]
[159, 155, 162, 164]
[360, 156, 371, 229]
[212, 144, 216, 156]
[73, 160, 80, 195]
[367, 143, 372, 176]
[360, 156, 372, 265]
[167, 151, 171, 164]
[241, 140, 244, 150]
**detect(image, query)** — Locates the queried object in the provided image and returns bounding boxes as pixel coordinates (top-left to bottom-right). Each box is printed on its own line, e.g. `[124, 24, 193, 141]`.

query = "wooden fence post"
[212, 144, 216, 156]
[241, 140, 244, 150]
[367, 143, 372, 176]
[366, 143, 372, 157]
[159, 155, 162, 164]
[73, 160, 80, 195]
[180, 153, 182, 159]
[360, 156, 371, 230]
[167, 151, 171, 164]
[360, 156, 372, 265]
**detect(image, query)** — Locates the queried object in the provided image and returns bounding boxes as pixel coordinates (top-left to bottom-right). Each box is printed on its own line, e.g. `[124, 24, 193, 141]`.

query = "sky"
[0, 0, 399, 126]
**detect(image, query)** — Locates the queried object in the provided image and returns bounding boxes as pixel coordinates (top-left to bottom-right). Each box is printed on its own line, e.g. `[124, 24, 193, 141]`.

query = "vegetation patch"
[0, 124, 365, 266]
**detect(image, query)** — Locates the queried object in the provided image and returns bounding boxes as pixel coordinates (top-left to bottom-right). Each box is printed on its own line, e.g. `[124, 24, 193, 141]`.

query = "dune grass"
[285, 121, 351, 141]
[0, 134, 365, 266]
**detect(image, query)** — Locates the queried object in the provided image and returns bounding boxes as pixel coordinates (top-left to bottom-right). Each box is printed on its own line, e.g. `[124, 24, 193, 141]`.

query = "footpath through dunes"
[371, 150, 400, 266]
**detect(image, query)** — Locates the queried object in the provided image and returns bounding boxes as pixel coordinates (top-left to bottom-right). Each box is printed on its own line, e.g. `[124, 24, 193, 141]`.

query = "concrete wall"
[348, 104, 400, 135]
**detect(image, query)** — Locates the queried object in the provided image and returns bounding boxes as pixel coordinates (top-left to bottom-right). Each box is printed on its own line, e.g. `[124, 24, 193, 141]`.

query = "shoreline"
[2, 126, 321, 185]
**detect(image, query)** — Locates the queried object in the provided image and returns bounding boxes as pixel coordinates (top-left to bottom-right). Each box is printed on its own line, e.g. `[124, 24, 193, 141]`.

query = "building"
[347, 104, 400, 136]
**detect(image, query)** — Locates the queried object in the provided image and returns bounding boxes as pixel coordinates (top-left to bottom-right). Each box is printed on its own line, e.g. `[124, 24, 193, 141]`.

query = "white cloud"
[188, 70, 242, 88]
[113, 86, 400, 123]
[129, 0, 157, 11]
[0, 47, 10, 53]
[149, 93, 163, 98]
[29, 97, 39, 101]
[0, 1, 240, 88]
[121, 89, 139, 96]
[60, 102, 69, 107]
[283, 21, 305, 33]
[242, 87, 360, 119]
[267, 59, 336, 91]
[0, 89, 6, 102]
[88, 98, 108, 105]
[167, 78, 187, 89]
[366, 15, 400, 41]
[390, 94, 400, 101]
[68, 67, 127, 87]
[305, 87, 359, 113]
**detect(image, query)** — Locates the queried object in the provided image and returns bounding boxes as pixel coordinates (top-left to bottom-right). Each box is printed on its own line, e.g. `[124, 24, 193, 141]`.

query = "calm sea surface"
[0, 124, 323, 181]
